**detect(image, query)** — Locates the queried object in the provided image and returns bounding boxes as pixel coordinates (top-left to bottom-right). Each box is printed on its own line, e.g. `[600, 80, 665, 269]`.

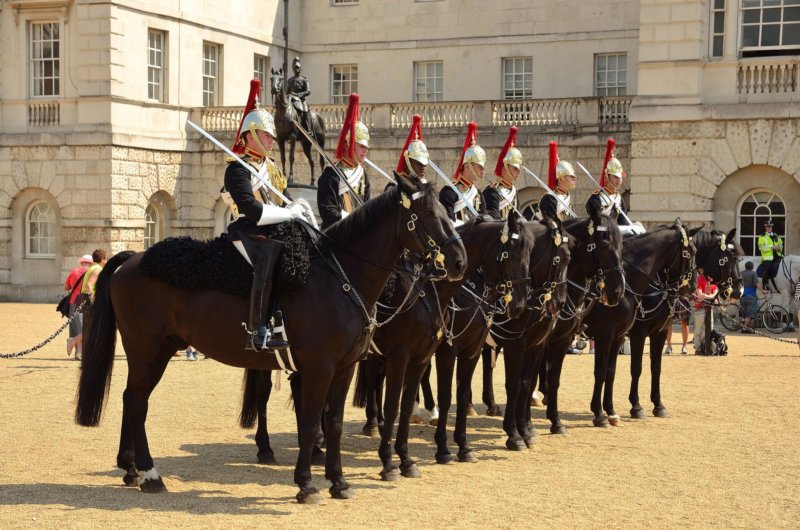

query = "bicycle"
[719, 291, 791, 334]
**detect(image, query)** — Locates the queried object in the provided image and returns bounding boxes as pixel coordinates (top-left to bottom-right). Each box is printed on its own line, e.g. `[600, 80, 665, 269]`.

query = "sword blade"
[427, 160, 480, 218]
[575, 161, 633, 225]
[522, 166, 576, 218]
[363, 157, 396, 184]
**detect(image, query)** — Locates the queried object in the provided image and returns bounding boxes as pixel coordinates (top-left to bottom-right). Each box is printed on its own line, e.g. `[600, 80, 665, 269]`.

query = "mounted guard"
[286, 57, 313, 137]
[223, 79, 305, 351]
[317, 93, 371, 229]
[586, 138, 645, 236]
[440, 121, 486, 224]
[538, 141, 577, 222]
[396, 114, 430, 183]
[484, 126, 521, 220]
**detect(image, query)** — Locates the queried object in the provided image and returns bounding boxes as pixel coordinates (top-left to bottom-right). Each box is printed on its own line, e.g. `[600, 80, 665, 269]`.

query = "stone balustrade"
[737, 58, 799, 94]
[27, 100, 60, 127]
[493, 98, 581, 127]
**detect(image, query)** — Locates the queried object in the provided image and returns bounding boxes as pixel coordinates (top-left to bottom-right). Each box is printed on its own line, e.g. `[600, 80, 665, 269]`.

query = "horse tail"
[75, 250, 135, 427]
[352, 359, 368, 408]
[239, 368, 261, 429]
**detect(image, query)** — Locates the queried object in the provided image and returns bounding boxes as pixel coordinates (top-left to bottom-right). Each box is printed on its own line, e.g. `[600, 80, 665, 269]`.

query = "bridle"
[584, 219, 625, 300]
[527, 221, 568, 318]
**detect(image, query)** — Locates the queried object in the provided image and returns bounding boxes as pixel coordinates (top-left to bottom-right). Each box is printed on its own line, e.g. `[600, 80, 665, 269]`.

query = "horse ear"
[688, 226, 703, 237]
[674, 217, 682, 227]
[507, 210, 519, 233]
[727, 228, 736, 241]
[395, 173, 415, 194]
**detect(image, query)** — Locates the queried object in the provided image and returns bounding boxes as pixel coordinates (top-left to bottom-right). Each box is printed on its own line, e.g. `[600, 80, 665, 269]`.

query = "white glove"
[631, 221, 646, 235]
[257, 204, 298, 226]
[453, 219, 465, 228]
[340, 210, 350, 220]
[618, 222, 646, 237]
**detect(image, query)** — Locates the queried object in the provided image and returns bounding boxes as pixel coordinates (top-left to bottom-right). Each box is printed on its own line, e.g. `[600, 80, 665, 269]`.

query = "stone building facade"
[0, 0, 798, 300]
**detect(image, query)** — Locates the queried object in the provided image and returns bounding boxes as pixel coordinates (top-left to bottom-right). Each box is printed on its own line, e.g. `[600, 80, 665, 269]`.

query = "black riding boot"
[245, 236, 289, 352]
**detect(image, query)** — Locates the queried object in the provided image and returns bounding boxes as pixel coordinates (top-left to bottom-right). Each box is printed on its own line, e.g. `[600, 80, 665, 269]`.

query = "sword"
[290, 118, 364, 207]
[187, 120, 293, 206]
[575, 161, 634, 225]
[522, 166, 577, 218]
[427, 160, 480, 218]
[363, 157, 396, 184]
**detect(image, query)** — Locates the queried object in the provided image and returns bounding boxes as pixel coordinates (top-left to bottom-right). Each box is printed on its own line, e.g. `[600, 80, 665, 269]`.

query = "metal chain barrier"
[0, 300, 87, 359]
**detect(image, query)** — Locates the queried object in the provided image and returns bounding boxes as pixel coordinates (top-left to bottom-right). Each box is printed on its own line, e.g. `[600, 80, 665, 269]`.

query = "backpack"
[56, 271, 87, 318]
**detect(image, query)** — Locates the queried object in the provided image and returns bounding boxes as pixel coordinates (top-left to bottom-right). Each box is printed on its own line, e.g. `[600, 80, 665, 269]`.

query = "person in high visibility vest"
[758, 219, 784, 293]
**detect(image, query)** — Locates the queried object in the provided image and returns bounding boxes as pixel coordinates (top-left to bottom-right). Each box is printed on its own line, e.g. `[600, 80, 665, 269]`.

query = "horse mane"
[324, 183, 433, 243]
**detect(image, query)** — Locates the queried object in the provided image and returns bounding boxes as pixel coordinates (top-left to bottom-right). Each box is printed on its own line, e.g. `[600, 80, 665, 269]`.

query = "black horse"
[355, 213, 535, 480]
[580, 220, 700, 428]
[627, 228, 743, 419]
[75, 176, 467, 504]
[432, 219, 571, 464]
[270, 69, 326, 184]
[489, 212, 626, 445]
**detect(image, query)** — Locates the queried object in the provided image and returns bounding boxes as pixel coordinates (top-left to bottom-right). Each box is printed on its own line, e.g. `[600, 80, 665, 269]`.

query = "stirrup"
[243, 323, 289, 352]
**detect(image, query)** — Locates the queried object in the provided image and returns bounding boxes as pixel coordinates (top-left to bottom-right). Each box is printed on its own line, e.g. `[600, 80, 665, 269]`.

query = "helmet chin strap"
[248, 124, 270, 159]
[466, 163, 481, 185]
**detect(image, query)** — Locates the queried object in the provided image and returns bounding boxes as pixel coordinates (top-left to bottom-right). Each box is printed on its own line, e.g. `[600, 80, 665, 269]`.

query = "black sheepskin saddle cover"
[140, 222, 314, 298]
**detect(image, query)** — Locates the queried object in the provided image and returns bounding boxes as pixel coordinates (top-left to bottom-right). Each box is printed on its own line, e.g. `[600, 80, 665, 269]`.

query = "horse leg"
[378, 354, 408, 481]
[279, 140, 287, 177]
[547, 340, 570, 434]
[302, 139, 315, 185]
[290, 374, 325, 466]
[420, 362, 436, 414]
[288, 138, 296, 182]
[116, 405, 138, 487]
[482, 345, 502, 415]
[395, 362, 427, 479]
[628, 330, 647, 419]
[360, 357, 382, 437]
[603, 337, 624, 426]
[433, 346, 456, 464]
[325, 366, 357, 500]
[123, 344, 173, 493]
[517, 347, 541, 447]
[294, 368, 332, 504]
[255, 371, 276, 464]
[454, 352, 481, 462]
[591, 335, 611, 427]
[649, 328, 670, 418]
[501, 342, 526, 451]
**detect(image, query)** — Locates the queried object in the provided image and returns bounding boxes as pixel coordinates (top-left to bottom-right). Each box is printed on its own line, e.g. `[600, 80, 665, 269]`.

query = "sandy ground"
[1, 303, 799, 529]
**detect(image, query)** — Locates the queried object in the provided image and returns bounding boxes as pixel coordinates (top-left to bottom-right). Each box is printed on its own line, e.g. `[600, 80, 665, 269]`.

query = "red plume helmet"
[453, 122, 478, 182]
[334, 93, 360, 163]
[599, 138, 615, 188]
[548, 141, 559, 190]
[494, 127, 518, 178]
[396, 115, 424, 174]
[232, 79, 261, 155]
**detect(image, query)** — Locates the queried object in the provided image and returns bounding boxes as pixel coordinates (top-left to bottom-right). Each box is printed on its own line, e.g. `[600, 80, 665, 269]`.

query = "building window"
[144, 204, 160, 250]
[413, 61, 444, 102]
[332, 0, 358, 4]
[27, 201, 56, 257]
[254, 54, 269, 104]
[203, 42, 221, 106]
[595, 53, 627, 96]
[148, 29, 166, 102]
[30, 22, 60, 97]
[331, 64, 358, 104]
[502, 57, 533, 99]
[711, 0, 726, 57]
[738, 189, 786, 256]
[741, 0, 800, 53]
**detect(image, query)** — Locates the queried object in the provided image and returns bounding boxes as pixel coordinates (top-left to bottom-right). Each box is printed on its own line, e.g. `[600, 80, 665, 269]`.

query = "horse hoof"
[428, 417, 439, 427]
[608, 415, 623, 427]
[435, 453, 453, 465]
[330, 484, 355, 500]
[486, 405, 503, 417]
[409, 414, 424, 425]
[361, 425, 381, 438]
[465, 404, 478, 417]
[630, 407, 646, 420]
[139, 478, 167, 493]
[653, 406, 670, 418]
[400, 463, 421, 478]
[122, 473, 139, 487]
[531, 398, 544, 408]
[550, 424, 568, 435]
[523, 434, 536, 448]
[297, 488, 325, 505]
[311, 449, 326, 467]
[457, 450, 477, 463]
[380, 466, 401, 481]
[505, 438, 527, 451]
[593, 416, 610, 428]
[257, 452, 277, 465]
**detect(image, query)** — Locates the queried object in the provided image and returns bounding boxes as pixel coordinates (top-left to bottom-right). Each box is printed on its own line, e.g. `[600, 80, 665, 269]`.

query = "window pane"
[714, 0, 725, 9]
[763, 7, 781, 22]
[743, 10, 761, 23]
[786, 7, 800, 21]
[713, 35, 724, 56]
[742, 25, 760, 46]
[714, 12, 725, 33]
[784, 23, 800, 43]
[761, 24, 780, 45]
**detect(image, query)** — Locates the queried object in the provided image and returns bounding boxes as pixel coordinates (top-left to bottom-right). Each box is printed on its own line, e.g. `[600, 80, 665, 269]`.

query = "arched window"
[27, 201, 55, 257]
[521, 201, 539, 221]
[144, 204, 160, 250]
[737, 189, 786, 257]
